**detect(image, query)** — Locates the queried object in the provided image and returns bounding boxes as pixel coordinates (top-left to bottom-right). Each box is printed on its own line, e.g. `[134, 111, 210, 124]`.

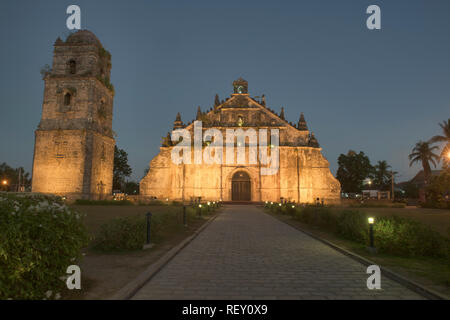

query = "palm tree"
[429, 118, 450, 166]
[373, 160, 391, 190]
[408, 141, 440, 183]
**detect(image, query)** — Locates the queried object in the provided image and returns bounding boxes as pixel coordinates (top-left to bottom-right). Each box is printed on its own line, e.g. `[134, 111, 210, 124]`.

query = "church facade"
[140, 78, 340, 203]
[31, 30, 115, 199]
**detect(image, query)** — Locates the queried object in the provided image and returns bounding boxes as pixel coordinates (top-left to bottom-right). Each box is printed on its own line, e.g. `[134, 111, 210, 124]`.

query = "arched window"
[69, 60, 76, 74]
[64, 93, 71, 106]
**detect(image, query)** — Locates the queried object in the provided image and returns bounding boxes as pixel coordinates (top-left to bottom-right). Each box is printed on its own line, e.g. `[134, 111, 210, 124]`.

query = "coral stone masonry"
[32, 30, 115, 200]
[140, 78, 340, 204]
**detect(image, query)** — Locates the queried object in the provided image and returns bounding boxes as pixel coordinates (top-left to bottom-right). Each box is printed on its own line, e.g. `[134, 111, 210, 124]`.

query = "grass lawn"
[268, 211, 450, 298]
[62, 204, 218, 299]
[331, 206, 450, 237]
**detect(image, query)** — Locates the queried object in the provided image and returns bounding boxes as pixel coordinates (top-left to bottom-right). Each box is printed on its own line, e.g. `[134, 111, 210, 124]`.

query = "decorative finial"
[214, 94, 220, 108]
[196, 106, 202, 120]
[261, 94, 266, 106]
[280, 107, 285, 120]
[162, 132, 173, 147]
[297, 113, 308, 131]
[173, 112, 183, 129]
[54, 37, 63, 46]
[309, 132, 319, 147]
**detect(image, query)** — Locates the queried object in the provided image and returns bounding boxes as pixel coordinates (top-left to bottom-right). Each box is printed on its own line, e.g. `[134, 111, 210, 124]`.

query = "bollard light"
[368, 217, 375, 250]
[291, 205, 295, 209]
[270, 202, 273, 205]
[278, 203, 282, 207]
[207, 201, 211, 206]
[199, 204, 202, 208]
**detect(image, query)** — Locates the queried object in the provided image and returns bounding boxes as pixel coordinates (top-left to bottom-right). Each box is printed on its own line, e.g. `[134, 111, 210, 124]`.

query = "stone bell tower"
[32, 30, 115, 199]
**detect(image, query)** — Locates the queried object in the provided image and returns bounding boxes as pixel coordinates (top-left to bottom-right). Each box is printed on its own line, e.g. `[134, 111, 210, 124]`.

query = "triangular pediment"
[219, 94, 259, 109]
[213, 94, 295, 129]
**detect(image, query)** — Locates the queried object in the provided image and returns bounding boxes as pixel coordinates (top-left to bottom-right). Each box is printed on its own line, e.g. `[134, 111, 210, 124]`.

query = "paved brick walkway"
[132, 205, 424, 300]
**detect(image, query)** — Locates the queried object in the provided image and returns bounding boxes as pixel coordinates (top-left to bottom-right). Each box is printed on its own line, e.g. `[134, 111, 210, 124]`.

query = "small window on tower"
[64, 93, 71, 106]
[69, 60, 76, 74]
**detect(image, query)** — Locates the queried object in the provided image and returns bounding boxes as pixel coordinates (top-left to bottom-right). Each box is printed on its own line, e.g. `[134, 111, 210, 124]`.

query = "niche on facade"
[58, 87, 77, 113]
[237, 115, 244, 127]
[97, 98, 107, 120]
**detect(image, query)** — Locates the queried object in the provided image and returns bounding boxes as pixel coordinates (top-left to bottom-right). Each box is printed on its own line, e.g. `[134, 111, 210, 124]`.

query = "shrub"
[422, 169, 450, 209]
[373, 216, 450, 259]
[336, 210, 368, 243]
[293, 206, 336, 228]
[74, 199, 133, 206]
[0, 193, 88, 299]
[314, 207, 337, 228]
[93, 215, 146, 251]
[294, 206, 315, 224]
[93, 207, 202, 251]
[138, 200, 164, 206]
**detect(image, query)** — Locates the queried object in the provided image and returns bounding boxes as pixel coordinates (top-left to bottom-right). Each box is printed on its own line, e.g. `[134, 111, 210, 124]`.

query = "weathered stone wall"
[140, 145, 340, 204]
[31, 30, 115, 200]
[141, 85, 340, 204]
[32, 130, 86, 196]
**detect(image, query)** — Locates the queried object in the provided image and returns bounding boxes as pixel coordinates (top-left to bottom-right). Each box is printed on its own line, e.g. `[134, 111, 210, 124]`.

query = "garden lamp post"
[368, 217, 375, 252]
[2, 179, 8, 191]
[143, 212, 154, 250]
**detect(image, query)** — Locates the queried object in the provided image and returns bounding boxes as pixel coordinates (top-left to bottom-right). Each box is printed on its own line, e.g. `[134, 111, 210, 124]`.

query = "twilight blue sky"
[0, 0, 449, 181]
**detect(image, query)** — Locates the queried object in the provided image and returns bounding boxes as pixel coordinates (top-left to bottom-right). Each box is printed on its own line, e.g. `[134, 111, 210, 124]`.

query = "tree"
[0, 163, 31, 191]
[402, 181, 419, 199]
[408, 141, 439, 184]
[124, 181, 139, 195]
[429, 118, 450, 167]
[113, 146, 132, 191]
[424, 167, 450, 209]
[336, 150, 373, 193]
[372, 160, 392, 191]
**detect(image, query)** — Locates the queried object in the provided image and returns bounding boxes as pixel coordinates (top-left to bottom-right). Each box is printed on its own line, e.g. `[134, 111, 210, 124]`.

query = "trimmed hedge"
[74, 199, 133, 206]
[373, 216, 449, 259]
[268, 203, 449, 261]
[336, 210, 368, 243]
[92, 215, 146, 251]
[92, 205, 217, 252]
[0, 193, 88, 299]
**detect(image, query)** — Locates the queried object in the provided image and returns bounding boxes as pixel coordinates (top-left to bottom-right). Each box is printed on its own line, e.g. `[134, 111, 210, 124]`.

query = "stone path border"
[108, 212, 221, 300]
[265, 209, 448, 300]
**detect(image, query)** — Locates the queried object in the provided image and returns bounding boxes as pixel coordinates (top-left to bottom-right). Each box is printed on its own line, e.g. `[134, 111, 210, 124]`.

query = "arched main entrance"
[231, 171, 251, 201]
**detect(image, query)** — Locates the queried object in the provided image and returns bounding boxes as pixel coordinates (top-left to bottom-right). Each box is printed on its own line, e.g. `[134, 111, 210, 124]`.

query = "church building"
[140, 78, 340, 203]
